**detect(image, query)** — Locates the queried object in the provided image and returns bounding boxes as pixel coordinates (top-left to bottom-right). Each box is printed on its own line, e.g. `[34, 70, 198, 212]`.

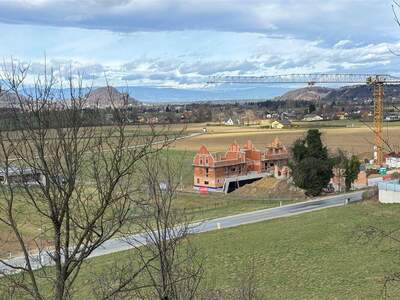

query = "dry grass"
[172, 123, 400, 156]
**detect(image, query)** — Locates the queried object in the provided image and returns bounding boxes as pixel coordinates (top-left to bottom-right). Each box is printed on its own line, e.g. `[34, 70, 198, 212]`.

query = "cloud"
[0, 0, 397, 43]
[11, 36, 400, 89]
[333, 40, 353, 49]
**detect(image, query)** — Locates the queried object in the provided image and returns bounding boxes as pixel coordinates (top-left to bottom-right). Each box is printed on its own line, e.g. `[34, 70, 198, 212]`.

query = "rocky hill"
[275, 84, 400, 102]
[274, 86, 334, 102]
[86, 87, 139, 108]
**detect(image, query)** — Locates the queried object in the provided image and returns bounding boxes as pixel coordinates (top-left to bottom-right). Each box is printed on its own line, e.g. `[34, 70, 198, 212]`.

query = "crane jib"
[206, 73, 399, 166]
[207, 74, 400, 85]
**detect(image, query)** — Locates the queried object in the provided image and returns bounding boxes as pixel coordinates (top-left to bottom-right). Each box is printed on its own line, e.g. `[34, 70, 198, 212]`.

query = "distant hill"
[324, 84, 400, 102]
[274, 84, 400, 102]
[86, 87, 139, 108]
[274, 87, 334, 102]
[0, 89, 19, 108]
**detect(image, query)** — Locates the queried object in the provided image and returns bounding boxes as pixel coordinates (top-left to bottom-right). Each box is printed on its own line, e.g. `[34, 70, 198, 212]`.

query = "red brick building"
[193, 138, 289, 191]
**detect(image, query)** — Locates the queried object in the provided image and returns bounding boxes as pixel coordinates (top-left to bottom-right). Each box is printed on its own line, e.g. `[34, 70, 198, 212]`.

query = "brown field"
[172, 123, 400, 157]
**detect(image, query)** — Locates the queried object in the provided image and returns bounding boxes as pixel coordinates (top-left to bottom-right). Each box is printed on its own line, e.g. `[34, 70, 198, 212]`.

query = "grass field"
[0, 169, 295, 257]
[41, 200, 400, 299]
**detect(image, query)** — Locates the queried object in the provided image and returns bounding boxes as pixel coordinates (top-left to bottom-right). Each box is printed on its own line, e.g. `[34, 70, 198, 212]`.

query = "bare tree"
[92, 150, 204, 299]
[0, 61, 175, 299]
[136, 151, 204, 300]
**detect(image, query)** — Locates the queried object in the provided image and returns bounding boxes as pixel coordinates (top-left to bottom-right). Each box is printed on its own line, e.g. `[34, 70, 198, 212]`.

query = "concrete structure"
[193, 138, 289, 192]
[0, 166, 45, 186]
[378, 180, 400, 203]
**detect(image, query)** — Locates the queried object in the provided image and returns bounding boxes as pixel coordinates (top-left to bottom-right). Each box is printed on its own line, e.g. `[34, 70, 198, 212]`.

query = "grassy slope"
[69, 200, 400, 299]
[0, 148, 293, 256]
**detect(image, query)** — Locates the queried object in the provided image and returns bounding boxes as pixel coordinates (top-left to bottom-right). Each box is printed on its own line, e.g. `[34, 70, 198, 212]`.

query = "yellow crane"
[208, 74, 400, 165]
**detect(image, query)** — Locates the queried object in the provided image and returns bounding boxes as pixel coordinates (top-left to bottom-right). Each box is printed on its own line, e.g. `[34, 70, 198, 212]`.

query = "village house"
[224, 118, 234, 126]
[302, 114, 324, 122]
[271, 119, 292, 129]
[386, 152, 400, 168]
[335, 112, 349, 120]
[193, 138, 289, 192]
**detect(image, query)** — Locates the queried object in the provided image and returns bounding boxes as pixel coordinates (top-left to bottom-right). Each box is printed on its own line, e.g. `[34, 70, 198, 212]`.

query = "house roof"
[386, 152, 400, 158]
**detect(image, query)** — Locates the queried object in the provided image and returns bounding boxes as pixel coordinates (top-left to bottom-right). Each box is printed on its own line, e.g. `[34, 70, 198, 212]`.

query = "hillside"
[275, 84, 400, 102]
[86, 87, 139, 108]
[274, 86, 334, 102]
[324, 84, 400, 102]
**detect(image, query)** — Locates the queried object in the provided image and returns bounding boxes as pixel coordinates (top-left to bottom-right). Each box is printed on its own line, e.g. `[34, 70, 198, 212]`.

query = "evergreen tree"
[291, 129, 333, 196]
[344, 155, 361, 191]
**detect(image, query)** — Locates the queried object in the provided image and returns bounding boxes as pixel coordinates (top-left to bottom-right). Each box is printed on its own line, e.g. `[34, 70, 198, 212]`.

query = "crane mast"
[208, 74, 400, 165]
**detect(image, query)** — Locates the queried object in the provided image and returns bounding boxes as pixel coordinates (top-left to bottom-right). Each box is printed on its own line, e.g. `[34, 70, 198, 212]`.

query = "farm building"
[193, 138, 289, 192]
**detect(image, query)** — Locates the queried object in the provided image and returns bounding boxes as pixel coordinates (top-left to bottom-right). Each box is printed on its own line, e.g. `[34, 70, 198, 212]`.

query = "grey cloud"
[0, 0, 397, 43]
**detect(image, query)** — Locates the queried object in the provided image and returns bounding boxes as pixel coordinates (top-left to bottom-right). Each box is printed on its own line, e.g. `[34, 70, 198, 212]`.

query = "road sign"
[379, 167, 387, 175]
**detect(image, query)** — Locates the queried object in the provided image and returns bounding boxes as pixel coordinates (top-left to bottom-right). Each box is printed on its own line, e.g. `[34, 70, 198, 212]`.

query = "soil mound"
[233, 176, 306, 200]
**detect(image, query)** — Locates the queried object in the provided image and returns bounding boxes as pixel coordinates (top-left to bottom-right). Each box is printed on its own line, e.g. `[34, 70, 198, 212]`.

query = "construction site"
[189, 74, 400, 197]
[193, 138, 290, 193]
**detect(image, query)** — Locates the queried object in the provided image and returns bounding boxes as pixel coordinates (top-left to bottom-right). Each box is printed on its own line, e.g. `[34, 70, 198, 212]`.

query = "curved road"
[0, 190, 364, 274]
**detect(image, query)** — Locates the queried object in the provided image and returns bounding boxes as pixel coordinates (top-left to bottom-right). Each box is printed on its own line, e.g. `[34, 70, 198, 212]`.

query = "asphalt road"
[0, 190, 364, 274]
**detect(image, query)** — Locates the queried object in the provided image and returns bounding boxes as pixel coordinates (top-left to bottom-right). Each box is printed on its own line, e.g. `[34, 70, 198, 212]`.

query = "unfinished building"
[193, 138, 289, 192]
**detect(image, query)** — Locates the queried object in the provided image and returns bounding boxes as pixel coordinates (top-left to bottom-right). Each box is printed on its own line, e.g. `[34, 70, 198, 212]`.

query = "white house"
[302, 114, 324, 122]
[224, 118, 234, 126]
[378, 181, 400, 203]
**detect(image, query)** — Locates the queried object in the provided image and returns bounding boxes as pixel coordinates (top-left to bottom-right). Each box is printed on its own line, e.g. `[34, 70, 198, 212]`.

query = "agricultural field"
[33, 200, 400, 299]
[172, 122, 400, 157]
[3, 120, 400, 257]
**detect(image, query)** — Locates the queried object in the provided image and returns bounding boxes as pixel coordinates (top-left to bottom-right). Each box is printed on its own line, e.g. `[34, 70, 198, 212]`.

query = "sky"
[0, 0, 400, 101]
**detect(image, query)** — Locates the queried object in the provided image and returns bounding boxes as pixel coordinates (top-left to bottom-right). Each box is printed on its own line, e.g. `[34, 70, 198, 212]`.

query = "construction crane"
[208, 73, 400, 165]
